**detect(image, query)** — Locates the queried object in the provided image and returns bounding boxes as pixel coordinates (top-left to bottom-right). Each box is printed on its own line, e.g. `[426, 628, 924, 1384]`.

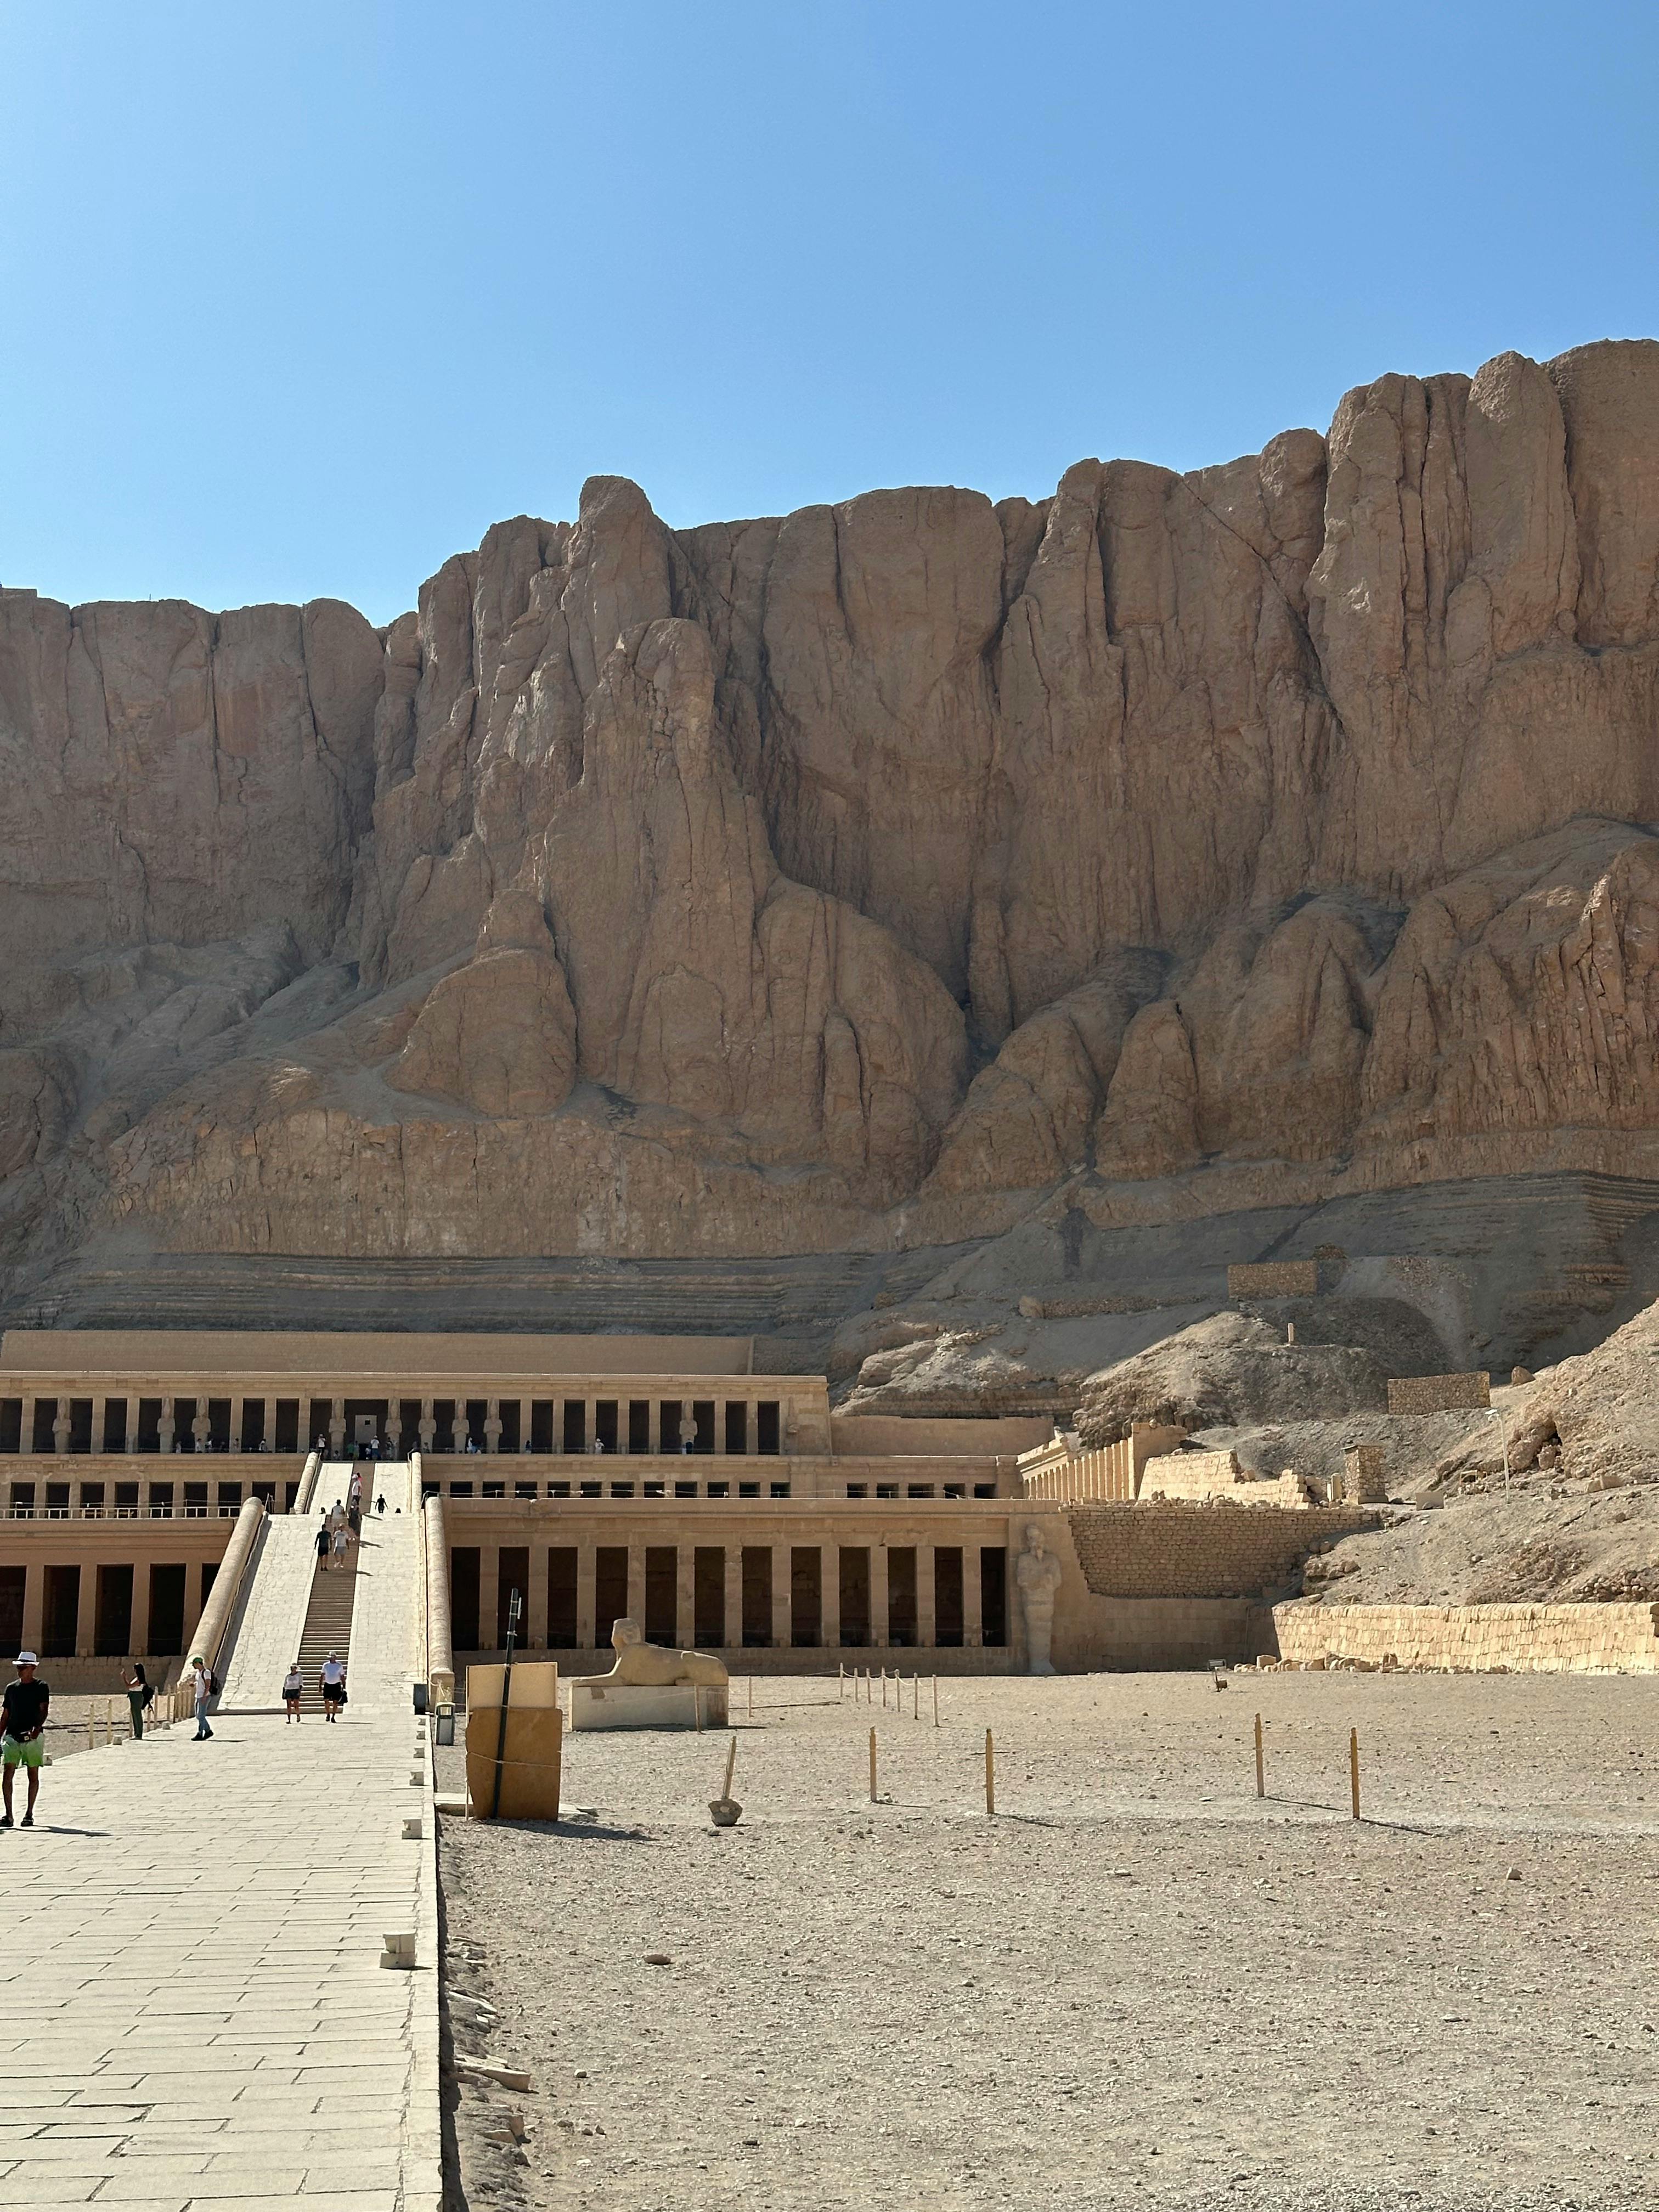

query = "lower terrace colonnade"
[444, 1521, 1012, 1656]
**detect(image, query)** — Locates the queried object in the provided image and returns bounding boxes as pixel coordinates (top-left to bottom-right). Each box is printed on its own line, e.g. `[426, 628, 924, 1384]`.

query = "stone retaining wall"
[1228, 1260, 1319, 1298]
[1272, 1600, 1659, 1673]
[1068, 1503, 1378, 1600]
[1385, 1372, 1491, 1413]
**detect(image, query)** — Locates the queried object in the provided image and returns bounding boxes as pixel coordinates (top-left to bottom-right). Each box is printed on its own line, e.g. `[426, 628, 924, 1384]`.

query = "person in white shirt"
[282, 1663, 304, 1723]
[319, 1654, 346, 1723]
[187, 1655, 214, 1740]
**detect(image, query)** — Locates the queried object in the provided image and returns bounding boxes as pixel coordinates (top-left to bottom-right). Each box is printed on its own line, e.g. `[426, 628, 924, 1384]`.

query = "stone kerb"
[1273, 1599, 1659, 1673]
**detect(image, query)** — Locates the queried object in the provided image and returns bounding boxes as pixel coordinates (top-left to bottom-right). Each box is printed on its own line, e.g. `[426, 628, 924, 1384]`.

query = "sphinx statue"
[567, 1616, 728, 1693]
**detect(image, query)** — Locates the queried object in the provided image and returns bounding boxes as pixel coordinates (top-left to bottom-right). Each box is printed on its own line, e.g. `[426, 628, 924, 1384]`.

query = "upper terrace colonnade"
[0, 1327, 829, 1460]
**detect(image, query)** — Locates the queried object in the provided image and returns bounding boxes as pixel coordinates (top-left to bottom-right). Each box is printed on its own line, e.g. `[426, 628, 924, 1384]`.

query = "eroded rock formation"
[4, 340, 1659, 1319]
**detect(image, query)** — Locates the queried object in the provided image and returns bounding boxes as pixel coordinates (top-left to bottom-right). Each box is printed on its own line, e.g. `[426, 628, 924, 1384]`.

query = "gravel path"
[437, 1671, 1659, 2211]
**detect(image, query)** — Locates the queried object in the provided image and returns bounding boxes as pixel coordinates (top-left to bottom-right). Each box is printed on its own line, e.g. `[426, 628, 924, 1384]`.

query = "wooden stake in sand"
[838, 1664, 844, 1702]
[747, 1674, 753, 1719]
[985, 1728, 995, 1816]
[724, 1735, 738, 1802]
[1350, 1727, 1361, 1820]
[693, 1685, 703, 1733]
[86, 1711, 94, 1751]
[912, 1674, 918, 1720]
[933, 1677, 939, 1728]
[1255, 1712, 1265, 1799]
[868, 1726, 877, 1802]
[882, 1668, 889, 1710]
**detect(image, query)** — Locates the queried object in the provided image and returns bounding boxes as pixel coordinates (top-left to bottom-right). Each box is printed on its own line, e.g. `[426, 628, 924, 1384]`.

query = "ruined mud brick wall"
[1068, 1502, 1377, 1600]
[1273, 1600, 1659, 1674]
[1342, 1444, 1388, 1503]
[1386, 1373, 1491, 1413]
[1227, 1261, 1319, 1299]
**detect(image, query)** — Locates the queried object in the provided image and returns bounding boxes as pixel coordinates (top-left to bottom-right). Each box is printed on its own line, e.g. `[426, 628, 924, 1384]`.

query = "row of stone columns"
[4, 1393, 790, 1456]
[460, 1539, 1002, 1651]
[8, 1559, 210, 1659]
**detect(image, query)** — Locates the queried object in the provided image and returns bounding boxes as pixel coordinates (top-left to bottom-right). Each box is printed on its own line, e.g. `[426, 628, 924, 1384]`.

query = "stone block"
[564, 1681, 729, 1730]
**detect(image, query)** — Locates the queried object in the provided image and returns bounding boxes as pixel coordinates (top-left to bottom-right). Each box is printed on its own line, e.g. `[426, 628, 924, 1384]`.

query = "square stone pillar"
[675, 1547, 694, 1647]
[124, 1395, 139, 1454]
[722, 1547, 741, 1654]
[20, 1566, 43, 1656]
[917, 1547, 937, 1649]
[527, 1545, 549, 1650]
[130, 1564, 151, 1658]
[963, 1548, 984, 1647]
[328, 1406, 345, 1456]
[20, 1397, 36, 1456]
[230, 1397, 245, 1454]
[75, 1566, 97, 1657]
[626, 1545, 646, 1628]
[478, 1547, 500, 1652]
[575, 1544, 597, 1652]
[770, 1544, 789, 1650]
[871, 1545, 890, 1651]
[821, 1545, 840, 1652]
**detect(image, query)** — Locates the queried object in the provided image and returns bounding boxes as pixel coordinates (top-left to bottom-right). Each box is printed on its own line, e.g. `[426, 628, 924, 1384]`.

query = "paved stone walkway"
[0, 1514, 437, 2210]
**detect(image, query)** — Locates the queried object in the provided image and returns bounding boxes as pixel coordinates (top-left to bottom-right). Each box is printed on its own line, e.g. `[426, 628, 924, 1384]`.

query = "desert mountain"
[3, 341, 1659, 1370]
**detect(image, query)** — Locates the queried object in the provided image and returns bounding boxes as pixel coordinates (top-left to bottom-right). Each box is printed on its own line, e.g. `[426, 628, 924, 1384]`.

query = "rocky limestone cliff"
[5, 340, 1659, 1357]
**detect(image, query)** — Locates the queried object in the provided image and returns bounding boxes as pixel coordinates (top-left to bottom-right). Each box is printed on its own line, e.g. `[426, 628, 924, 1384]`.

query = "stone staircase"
[293, 1538, 360, 1713]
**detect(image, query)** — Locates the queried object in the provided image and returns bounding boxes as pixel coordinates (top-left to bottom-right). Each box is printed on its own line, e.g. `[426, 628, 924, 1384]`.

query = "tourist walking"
[375, 1492, 386, 1516]
[122, 1662, 152, 1741]
[187, 1654, 215, 1739]
[315, 1518, 331, 1573]
[1, 1653, 49, 1826]
[282, 1663, 304, 1723]
[320, 1653, 346, 1722]
[347, 1499, 361, 1538]
[331, 1521, 348, 1567]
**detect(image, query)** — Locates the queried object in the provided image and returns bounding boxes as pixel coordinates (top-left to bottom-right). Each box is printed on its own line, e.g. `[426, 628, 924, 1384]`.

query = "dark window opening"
[94, 1564, 133, 1657]
[240, 1400, 266, 1452]
[645, 1546, 677, 1646]
[741, 1547, 772, 1648]
[497, 1400, 521, 1452]
[69, 1399, 94, 1453]
[148, 1564, 187, 1655]
[547, 1548, 578, 1646]
[42, 1564, 80, 1656]
[791, 1547, 821, 1648]
[934, 1547, 965, 1647]
[692, 1401, 715, 1453]
[207, 1398, 232, 1451]
[756, 1401, 781, 1455]
[562, 1400, 586, 1454]
[595, 1547, 629, 1649]
[724, 1401, 748, 1454]
[465, 1400, 488, 1451]
[628, 1400, 651, 1454]
[32, 1399, 58, 1452]
[274, 1399, 300, 1453]
[138, 1398, 163, 1453]
[449, 1548, 481, 1649]
[980, 1547, 1007, 1647]
[838, 1549, 871, 1647]
[0, 1567, 24, 1651]
[658, 1400, 682, 1453]
[531, 1400, 555, 1453]
[0, 1400, 20, 1453]
[595, 1401, 619, 1452]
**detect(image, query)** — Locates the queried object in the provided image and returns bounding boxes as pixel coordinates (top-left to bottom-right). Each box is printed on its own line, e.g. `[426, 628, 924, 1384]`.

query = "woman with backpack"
[122, 1662, 154, 1741]
[283, 1662, 304, 1723]
[187, 1654, 215, 1740]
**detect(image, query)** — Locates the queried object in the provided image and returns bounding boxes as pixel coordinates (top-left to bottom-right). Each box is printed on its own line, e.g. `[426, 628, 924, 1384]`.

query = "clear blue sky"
[3, 1, 1655, 625]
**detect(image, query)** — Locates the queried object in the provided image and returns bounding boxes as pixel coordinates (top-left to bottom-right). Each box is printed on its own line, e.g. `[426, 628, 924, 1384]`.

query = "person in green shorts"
[1, 1653, 50, 1827]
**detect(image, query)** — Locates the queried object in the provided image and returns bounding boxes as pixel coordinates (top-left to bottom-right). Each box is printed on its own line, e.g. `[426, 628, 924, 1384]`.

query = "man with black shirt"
[1, 1653, 49, 1827]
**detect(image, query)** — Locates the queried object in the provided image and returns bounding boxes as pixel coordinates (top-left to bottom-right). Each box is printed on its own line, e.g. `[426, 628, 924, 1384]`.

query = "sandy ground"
[436, 1670, 1659, 2212]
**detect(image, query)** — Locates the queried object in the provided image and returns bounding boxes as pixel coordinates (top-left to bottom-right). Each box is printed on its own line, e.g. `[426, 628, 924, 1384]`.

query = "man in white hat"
[1, 1653, 49, 1826]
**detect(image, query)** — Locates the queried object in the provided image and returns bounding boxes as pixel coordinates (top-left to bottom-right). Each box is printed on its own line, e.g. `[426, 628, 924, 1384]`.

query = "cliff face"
[4, 340, 1659, 1304]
